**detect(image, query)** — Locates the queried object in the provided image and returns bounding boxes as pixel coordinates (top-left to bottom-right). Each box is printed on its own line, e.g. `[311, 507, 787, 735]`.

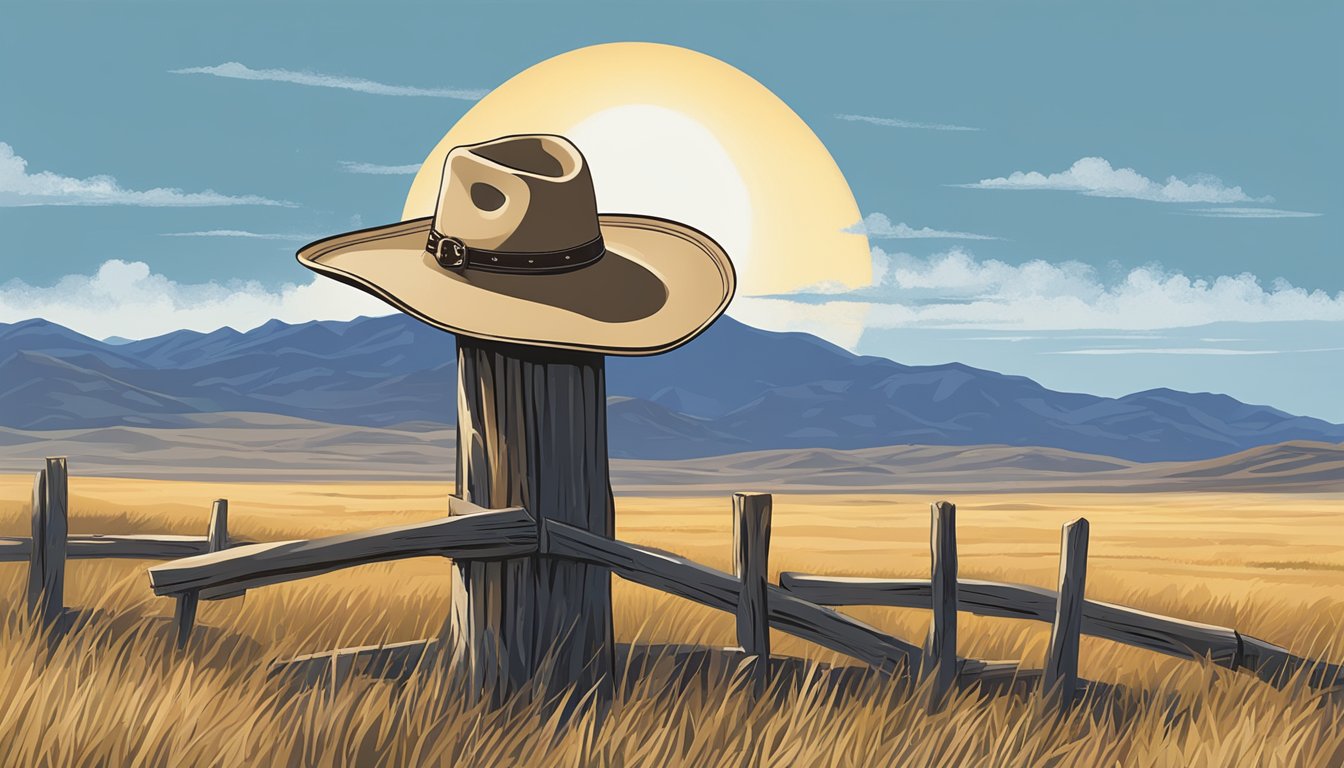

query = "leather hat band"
[426, 229, 605, 274]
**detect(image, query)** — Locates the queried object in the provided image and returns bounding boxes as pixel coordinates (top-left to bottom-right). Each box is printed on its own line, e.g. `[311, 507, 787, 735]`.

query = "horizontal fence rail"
[15, 454, 1333, 701]
[0, 534, 237, 561]
[148, 499, 536, 600]
[778, 573, 1344, 689]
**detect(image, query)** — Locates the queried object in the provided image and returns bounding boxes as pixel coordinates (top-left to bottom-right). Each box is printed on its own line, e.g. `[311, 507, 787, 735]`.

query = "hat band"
[426, 229, 605, 274]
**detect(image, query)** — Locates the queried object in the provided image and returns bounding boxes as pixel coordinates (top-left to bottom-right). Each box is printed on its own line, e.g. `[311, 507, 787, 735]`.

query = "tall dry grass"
[0, 477, 1340, 766]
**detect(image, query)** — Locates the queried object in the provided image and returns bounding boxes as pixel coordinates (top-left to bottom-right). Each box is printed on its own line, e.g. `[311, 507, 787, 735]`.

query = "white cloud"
[835, 113, 979, 132]
[172, 62, 486, 100]
[959, 157, 1269, 204]
[778, 247, 1344, 331]
[1186, 207, 1321, 219]
[1050, 347, 1276, 356]
[846, 212, 999, 240]
[0, 142, 291, 207]
[161, 230, 316, 241]
[0, 260, 392, 340]
[338, 161, 420, 175]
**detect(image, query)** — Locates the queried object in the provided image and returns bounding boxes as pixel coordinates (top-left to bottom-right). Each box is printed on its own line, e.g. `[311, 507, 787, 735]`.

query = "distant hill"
[2, 315, 1342, 462]
[0, 414, 1339, 491]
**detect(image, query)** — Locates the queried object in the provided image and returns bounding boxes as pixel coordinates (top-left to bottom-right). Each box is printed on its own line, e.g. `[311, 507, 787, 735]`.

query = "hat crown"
[432, 135, 601, 253]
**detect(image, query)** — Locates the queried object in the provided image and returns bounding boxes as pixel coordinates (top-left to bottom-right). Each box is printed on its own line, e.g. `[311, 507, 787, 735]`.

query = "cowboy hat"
[297, 134, 736, 356]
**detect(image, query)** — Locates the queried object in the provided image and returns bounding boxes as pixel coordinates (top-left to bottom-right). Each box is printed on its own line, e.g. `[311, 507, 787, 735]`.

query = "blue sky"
[1, 1, 1341, 420]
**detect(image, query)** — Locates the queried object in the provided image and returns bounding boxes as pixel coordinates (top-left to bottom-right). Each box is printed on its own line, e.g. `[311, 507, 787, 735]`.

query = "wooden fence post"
[447, 337, 614, 706]
[26, 458, 68, 628]
[207, 499, 229, 551]
[922, 501, 958, 703]
[174, 499, 229, 649]
[1044, 517, 1089, 705]
[733, 492, 772, 690]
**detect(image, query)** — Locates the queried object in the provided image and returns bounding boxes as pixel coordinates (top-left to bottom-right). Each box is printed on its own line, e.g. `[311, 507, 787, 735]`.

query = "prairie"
[0, 475, 1340, 766]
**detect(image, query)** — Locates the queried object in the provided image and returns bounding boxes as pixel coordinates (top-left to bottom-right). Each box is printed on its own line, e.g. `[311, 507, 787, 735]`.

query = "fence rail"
[0, 535, 221, 561]
[12, 458, 235, 633]
[543, 518, 922, 675]
[777, 574, 1241, 662]
[149, 498, 535, 601]
[9, 457, 1340, 705]
[779, 563, 1343, 692]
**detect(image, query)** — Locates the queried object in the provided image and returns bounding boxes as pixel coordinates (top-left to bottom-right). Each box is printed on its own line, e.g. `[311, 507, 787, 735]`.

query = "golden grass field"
[0, 475, 1341, 766]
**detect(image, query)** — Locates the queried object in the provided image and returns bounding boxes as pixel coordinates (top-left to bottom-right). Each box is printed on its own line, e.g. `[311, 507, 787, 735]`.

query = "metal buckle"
[434, 236, 469, 271]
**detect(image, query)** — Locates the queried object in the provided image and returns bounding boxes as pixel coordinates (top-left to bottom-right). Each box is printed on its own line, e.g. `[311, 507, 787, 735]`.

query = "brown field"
[0, 475, 1341, 766]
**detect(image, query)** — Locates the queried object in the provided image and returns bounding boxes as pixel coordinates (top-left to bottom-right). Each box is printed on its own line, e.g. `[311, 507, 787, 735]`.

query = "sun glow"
[569, 105, 754, 282]
[403, 42, 871, 329]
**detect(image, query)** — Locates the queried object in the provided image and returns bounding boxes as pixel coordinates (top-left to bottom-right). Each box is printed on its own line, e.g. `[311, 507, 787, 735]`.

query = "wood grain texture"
[779, 574, 1241, 664]
[1239, 635, 1344, 689]
[0, 535, 233, 562]
[26, 459, 68, 626]
[545, 519, 921, 675]
[173, 592, 198, 650]
[175, 500, 233, 649]
[148, 506, 534, 599]
[923, 501, 958, 702]
[24, 468, 46, 617]
[207, 500, 229, 551]
[447, 337, 614, 704]
[732, 492, 772, 684]
[1043, 518, 1089, 704]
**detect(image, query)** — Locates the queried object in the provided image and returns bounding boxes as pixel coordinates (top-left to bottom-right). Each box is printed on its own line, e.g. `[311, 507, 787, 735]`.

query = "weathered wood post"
[447, 338, 614, 704]
[733, 492, 772, 691]
[296, 132, 735, 705]
[1044, 517, 1089, 705]
[174, 499, 229, 649]
[207, 499, 229, 551]
[26, 457, 68, 628]
[922, 500, 958, 705]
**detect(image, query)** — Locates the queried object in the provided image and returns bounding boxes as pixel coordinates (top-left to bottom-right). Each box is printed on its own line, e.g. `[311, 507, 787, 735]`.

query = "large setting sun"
[403, 42, 872, 301]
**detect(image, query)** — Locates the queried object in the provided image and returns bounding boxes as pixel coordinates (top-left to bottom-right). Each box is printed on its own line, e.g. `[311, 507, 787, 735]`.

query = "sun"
[402, 42, 872, 305]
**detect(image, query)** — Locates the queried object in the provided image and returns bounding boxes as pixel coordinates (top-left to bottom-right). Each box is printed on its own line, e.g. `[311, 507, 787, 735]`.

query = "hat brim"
[297, 215, 735, 356]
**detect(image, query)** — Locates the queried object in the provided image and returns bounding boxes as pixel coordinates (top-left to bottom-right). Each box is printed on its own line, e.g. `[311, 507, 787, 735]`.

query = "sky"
[1, 1, 1341, 420]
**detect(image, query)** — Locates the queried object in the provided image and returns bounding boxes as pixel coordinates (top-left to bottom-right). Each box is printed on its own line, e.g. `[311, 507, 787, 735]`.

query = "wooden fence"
[779, 504, 1344, 697]
[4, 458, 241, 645]
[6, 458, 1338, 704]
[140, 483, 1344, 704]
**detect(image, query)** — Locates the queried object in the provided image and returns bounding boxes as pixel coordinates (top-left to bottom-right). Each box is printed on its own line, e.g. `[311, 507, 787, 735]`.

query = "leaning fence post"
[1044, 517, 1089, 706]
[175, 499, 229, 649]
[733, 492, 772, 691]
[27, 458, 68, 628]
[922, 500, 958, 704]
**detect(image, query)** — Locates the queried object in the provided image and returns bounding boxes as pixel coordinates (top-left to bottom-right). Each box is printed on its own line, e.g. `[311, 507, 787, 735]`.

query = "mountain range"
[2, 314, 1342, 463]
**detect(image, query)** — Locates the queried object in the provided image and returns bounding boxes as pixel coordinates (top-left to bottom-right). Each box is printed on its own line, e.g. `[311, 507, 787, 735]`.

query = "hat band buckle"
[427, 229, 606, 275]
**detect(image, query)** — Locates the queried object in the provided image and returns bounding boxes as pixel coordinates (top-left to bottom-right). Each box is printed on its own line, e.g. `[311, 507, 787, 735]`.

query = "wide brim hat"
[298, 134, 735, 356]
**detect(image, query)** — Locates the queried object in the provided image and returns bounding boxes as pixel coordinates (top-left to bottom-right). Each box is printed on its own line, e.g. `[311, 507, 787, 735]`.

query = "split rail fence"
[139, 481, 1344, 703]
[6, 459, 1340, 703]
[6, 457, 243, 645]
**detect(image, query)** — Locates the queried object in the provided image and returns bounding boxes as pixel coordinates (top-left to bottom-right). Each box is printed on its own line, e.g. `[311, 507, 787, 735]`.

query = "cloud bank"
[11, 253, 1340, 348]
[0, 260, 392, 340]
[0, 142, 290, 207]
[172, 62, 487, 100]
[959, 157, 1268, 204]
[846, 212, 999, 240]
[339, 161, 421, 175]
[780, 247, 1344, 331]
[835, 113, 980, 132]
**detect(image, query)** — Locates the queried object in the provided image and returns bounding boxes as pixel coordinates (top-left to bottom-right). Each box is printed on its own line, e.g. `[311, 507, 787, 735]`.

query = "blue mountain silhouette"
[2, 315, 1340, 461]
